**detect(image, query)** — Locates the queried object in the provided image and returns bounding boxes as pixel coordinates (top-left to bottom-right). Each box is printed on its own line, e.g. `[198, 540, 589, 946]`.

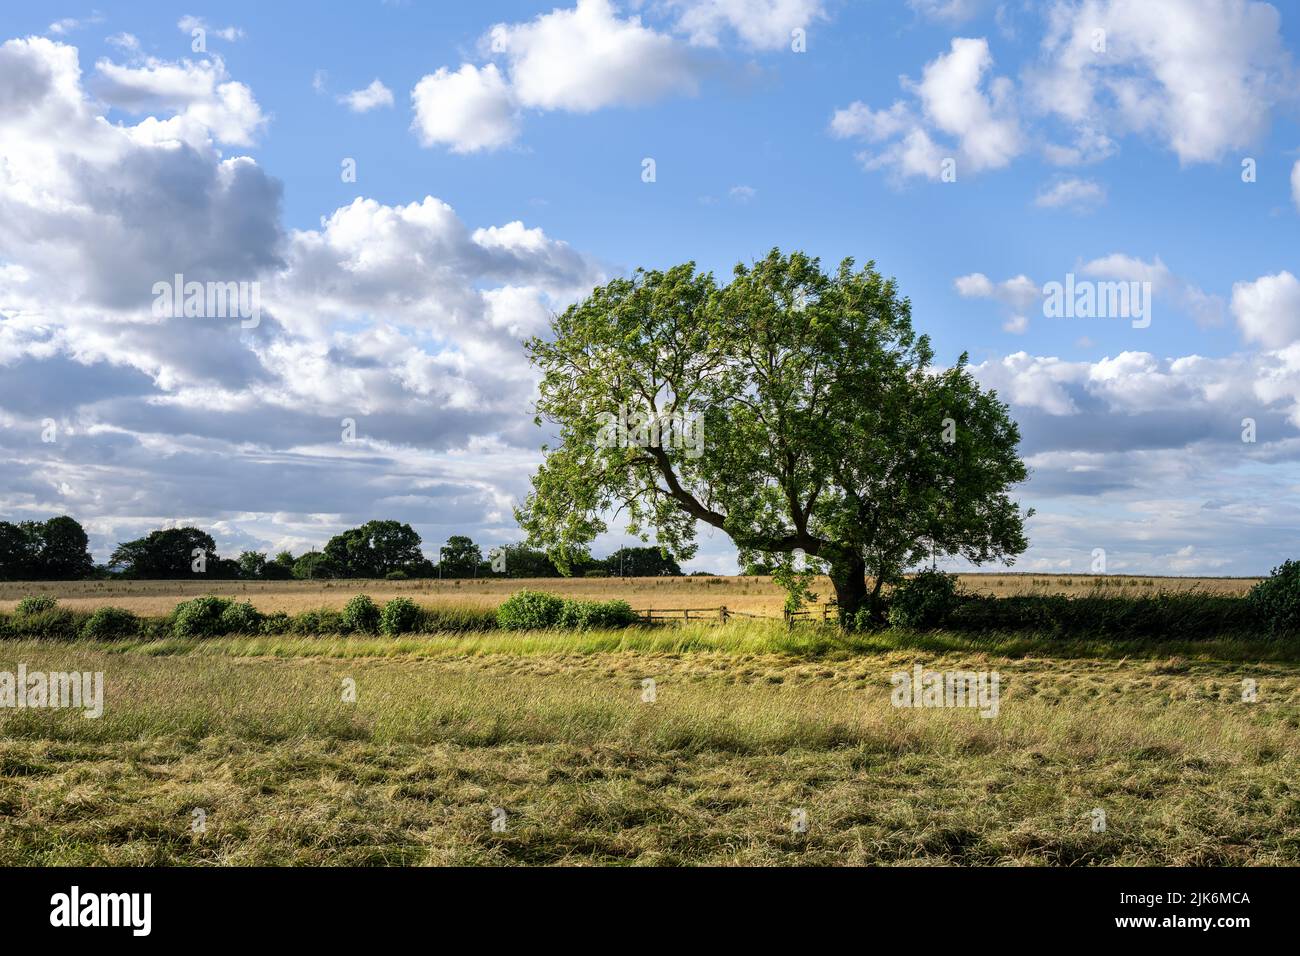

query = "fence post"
[719, 605, 728, 623]
[683, 609, 690, 622]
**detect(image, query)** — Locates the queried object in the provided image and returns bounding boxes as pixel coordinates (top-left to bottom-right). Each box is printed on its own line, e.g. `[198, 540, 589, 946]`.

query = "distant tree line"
[0, 515, 687, 581]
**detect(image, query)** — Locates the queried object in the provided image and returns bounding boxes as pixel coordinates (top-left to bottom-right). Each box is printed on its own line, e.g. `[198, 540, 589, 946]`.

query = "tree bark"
[828, 550, 868, 628]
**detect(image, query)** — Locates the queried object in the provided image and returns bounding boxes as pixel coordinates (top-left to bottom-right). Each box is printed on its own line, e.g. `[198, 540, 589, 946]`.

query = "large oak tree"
[517, 250, 1030, 624]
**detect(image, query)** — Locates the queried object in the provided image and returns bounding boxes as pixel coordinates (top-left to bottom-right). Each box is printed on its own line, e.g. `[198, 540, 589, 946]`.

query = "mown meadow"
[0, 573, 1296, 866]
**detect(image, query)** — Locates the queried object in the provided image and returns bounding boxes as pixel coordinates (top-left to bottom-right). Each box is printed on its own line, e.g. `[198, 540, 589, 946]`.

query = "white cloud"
[411, 63, 519, 153]
[831, 36, 1022, 179]
[411, 0, 703, 152]
[1080, 254, 1223, 327]
[729, 184, 756, 202]
[907, 0, 984, 23]
[1034, 176, 1105, 210]
[488, 0, 699, 112]
[1231, 271, 1300, 349]
[0, 35, 612, 560]
[339, 79, 394, 112]
[106, 33, 141, 52]
[1291, 159, 1300, 213]
[956, 271, 1041, 316]
[94, 55, 266, 147]
[668, 0, 827, 50]
[1027, 0, 1293, 165]
[177, 15, 244, 42]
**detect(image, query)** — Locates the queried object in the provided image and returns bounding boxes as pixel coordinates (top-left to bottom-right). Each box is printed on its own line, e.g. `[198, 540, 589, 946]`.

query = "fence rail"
[631, 604, 839, 626]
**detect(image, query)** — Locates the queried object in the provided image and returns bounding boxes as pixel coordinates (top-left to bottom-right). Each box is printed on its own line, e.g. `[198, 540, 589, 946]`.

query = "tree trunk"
[828, 550, 868, 628]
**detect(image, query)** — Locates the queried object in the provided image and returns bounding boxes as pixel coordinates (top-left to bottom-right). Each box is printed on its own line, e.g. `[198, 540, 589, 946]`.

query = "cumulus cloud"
[1079, 254, 1223, 328]
[830, 36, 1022, 179]
[1027, 0, 1294, 165]
[1034, 176, 1105, 210]
[667, 0, 826, 50]
[177, 15, 244, 43]
[94, 54, 267, 146]
[0, 36, 607, 560]
[412, 0, 703, 152]
[1231, 271, 1300, 349]
[411, 64, 519, 153]
[955, 272, 1040, 333]
[907, 0, 985, 22]
[338, 79, 393, 112]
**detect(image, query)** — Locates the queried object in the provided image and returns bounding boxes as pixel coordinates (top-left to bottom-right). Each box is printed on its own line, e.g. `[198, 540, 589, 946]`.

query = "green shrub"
[80, 606, 140, 640]
[557, 598, 639, 630]
[289, 608, 344, 635]
[379, 597, 421, 636]
[412, 605, 498, 633]
[947, 591, 1257, 638]
[219, 601, 263, 634]
[14, 595, 58, 617]
[1247, 560, 1300, 634]
[497, 590, 565, 630]
[260, 612, 293, 635]
[172, 596, 234, 638]
[385, 570, 409, 581]
[888, 569, 960, 630]
[342, 594, 381, 633]
[8, 607, 77, 639]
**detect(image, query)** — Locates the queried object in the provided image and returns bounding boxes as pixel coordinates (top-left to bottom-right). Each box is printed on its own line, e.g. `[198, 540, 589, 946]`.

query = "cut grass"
[0, 627, 1296, 865]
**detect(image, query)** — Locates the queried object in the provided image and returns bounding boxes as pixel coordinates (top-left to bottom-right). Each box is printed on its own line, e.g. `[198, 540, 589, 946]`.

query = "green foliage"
[292, 552, 335, 580]
[492, 543, 560, 577]
[888, 569, 961, 630]
[237, 551, 267, 579]
[323, 520, 424, 578]
[0, 516, 94, 581]
[110, 527, 218, 579]
[439, 535, 482, 578]
[556, 599, 639, 630]
[219, 601, 263, 634]
[341, 594, 381, 633]
[80, 606, 140, 640]
[518, 249, 1031, 624]
[379, 597, 421, 636]
[5, 607, 77, 638]
[172, 596, 234, 638]
[1247, 560, 1300, 634]
[604, 546, 681, 577]
[288, 608, 344, 635]
[260, 612, 293, 635]
[497, 590, 566, 630]
[15, 595, 59, 616]
[947, 592, 1258, 639]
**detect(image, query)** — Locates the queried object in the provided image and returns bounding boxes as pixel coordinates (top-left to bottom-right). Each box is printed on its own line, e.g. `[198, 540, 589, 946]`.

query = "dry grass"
[0, 573, 1261, 617]
[0, 624, 1295, 865]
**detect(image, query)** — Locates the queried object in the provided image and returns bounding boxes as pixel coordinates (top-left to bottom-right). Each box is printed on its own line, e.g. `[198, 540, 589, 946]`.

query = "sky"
[1, 0, 1299, 575]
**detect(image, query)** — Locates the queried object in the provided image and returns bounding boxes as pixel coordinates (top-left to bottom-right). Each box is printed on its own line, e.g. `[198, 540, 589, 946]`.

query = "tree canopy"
[0, 516, 94, 580]
[518, 249, 1030, 623]
[109, 527, 218, 579]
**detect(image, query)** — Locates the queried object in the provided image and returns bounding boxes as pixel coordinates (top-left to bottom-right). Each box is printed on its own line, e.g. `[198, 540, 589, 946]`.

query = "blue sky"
[2, 0, 1299, 575]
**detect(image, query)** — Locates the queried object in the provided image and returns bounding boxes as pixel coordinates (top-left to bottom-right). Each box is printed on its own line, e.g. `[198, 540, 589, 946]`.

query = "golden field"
[0, 625, 1295, 865]
[0, 572, 1261, 617]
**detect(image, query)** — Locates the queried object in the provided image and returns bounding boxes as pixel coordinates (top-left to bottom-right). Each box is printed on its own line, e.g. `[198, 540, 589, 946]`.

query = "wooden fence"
[631, 604, 838, 626]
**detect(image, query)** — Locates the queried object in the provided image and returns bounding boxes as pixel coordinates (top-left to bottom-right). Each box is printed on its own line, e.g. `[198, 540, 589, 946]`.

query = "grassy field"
[0, 572, 1261, 617]
[0, 605, 1296, 865]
